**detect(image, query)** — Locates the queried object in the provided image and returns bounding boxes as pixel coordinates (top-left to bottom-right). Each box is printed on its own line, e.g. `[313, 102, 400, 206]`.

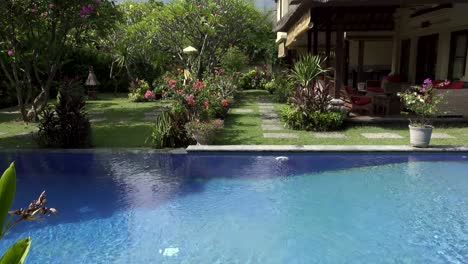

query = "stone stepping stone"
[258, 103, 274, 107]
[261, 113, 279, 119]
[431, 133, 456, 139]
[90, 117, 107, 123]
[261, 124, 284, 131]
[263, 133, 298, 139]
[262, 119, 282, 124]
[232, 109, 254, 114]
[313, 132, 348, 139]
[361, 133, 403, 139]
[258, 105, 275, 110]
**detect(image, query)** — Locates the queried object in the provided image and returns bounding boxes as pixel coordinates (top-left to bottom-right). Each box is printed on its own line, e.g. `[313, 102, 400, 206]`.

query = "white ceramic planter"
[409, 125, 433, 148]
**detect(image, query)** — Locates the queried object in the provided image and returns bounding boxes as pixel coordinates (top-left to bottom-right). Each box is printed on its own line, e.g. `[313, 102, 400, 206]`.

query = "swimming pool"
[0, 152, 467, 263]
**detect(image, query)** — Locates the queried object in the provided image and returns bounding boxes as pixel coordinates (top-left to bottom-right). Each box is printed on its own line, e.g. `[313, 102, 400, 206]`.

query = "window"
[449, 30, 468, 80]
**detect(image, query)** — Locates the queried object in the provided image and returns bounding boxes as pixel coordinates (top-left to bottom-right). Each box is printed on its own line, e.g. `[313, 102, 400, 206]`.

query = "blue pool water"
[0, 152, 468, 263]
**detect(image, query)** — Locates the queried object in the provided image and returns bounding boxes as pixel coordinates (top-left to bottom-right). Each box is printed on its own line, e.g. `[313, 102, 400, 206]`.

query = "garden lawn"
[216, 90, 468, 146]
[0, 94, 171, 148]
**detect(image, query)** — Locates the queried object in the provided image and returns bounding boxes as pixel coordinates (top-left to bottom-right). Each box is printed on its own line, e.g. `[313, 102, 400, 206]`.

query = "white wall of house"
[349, 40, 393, 69]
[393, 3, 468, 83]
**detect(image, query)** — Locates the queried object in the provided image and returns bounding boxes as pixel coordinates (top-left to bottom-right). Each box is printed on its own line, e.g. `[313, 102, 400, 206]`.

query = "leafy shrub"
[265, 72, 293, 103]
[281, 105, 344, 131]
[239, 68, 267, 90]
[219, 47, 248, 73]
[36, 80, 92, 148]
[150, 109, 193, 149]
[185, 119, 224, 145]
[128, 80, 150, 102]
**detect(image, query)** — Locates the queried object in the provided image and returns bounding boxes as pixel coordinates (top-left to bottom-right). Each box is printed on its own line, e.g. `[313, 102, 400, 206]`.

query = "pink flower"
[204, 101, 209, 109]
[30, 8, 38, 13]
[7, 50, 14, 56]
[423, 78, 432, 85]
[48, 3, 55, 9]
[221, 99, 229, 107]
[186, 94, 196, 106]
[215, 68, 224, 75]
[144, 90, 155, 99]
[80, 4, 94, 17]
[176, 89, 184, 95]
[193, 80, 205, 91]
[167, 79, 177, 89]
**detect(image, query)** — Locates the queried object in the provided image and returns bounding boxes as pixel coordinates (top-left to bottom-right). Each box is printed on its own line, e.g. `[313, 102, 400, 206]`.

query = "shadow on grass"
[92, 122, 154, 148]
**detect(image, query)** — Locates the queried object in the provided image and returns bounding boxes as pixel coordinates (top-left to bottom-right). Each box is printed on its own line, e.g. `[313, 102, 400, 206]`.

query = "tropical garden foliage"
[0, 163, 57, 263]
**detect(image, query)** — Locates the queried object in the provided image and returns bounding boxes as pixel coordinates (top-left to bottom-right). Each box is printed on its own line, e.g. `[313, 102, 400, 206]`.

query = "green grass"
[0, 94, 170, 148]
[216, 90, 468, 146]
[2, 91, 468, 149]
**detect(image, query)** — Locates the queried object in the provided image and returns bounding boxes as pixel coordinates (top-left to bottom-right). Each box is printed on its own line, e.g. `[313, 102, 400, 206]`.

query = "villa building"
[274, 0, 468, 116]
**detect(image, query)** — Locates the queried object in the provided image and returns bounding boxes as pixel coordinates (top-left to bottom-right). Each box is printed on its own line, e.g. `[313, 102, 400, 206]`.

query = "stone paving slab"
[90, 117, 107, 123]
[263, 133, 298, 139]
[431, 133, 456, 139]
[361, 133, 403, 139]
[258, 105, 275, 109]
[261, 113, 279, 118]
[313, 132, 348, 139]
[261, 124, 284, 131]
[262, 119, 282, 124]
[231, 109, 254, 114]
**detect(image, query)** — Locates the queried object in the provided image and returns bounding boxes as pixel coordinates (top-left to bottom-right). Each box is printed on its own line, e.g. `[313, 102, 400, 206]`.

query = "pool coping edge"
[186, 145, 468, 152]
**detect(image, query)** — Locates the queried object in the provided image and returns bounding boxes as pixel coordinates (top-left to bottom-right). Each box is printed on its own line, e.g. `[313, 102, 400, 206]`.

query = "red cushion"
[367, 86, 384, 93]
[345, 86, 356, 95]
[351, 96, 371, 105]
[449, 81, 464, 89]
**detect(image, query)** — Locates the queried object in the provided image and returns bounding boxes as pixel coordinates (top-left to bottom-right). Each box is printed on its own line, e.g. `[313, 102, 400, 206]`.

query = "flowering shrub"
[128, 80, 151, 102]
[239, 68, 268, 90]
[144, 90, 155, 100]
[398, 79, 448, 127]
[162, 69, 234, 120]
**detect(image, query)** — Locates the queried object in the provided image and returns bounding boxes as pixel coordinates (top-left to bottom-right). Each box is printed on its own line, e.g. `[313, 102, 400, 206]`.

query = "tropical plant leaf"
[0, 237, 31, 264]
[0, 163, 16, 238]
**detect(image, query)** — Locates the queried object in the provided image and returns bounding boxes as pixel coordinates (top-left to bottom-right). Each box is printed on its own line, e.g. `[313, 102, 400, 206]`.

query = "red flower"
[186, 94, 196, 106]
[176, 89, 184, 95]
[168, 79, 177, 89]
[204, 101, 209, 109]
[221, 99, 229, 107]
[193, 80, 205, 91]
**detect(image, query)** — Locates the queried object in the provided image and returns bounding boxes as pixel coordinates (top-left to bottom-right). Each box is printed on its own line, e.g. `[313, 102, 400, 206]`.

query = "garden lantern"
[85, 66, 99, 100]
[183, 46, 198, 82]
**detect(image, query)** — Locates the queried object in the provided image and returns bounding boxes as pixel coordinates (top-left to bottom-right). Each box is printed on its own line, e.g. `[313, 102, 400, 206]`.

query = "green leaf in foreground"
[0, 237, 31, 264]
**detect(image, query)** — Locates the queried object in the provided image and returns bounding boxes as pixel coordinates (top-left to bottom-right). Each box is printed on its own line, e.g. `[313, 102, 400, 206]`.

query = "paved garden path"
[258, 97, 299, 139]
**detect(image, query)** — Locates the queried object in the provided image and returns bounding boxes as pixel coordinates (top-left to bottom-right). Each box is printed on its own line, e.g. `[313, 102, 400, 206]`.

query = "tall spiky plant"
[290, 55, 329, 88]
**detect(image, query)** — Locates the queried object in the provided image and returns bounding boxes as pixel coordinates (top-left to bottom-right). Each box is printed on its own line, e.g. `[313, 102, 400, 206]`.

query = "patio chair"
[366, 80, 385, 96]
[342, 86, 373, 115]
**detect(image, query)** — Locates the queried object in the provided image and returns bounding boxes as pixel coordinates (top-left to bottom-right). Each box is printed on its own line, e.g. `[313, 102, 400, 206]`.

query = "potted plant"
[185, 119, 224, 145]
[398, 79, 447, 147]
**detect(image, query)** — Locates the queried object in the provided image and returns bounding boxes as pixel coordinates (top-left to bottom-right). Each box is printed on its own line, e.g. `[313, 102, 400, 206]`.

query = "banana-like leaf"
[0, 163, 16, 238]
[0, 237, 31, 264]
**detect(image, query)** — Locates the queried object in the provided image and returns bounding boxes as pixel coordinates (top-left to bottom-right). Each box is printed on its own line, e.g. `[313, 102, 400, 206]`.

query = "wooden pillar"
[325, 19, 331, 68]
[357, 40, 365, 83]
[312, 9, 319, 55]
[334, 10, 344, 99]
